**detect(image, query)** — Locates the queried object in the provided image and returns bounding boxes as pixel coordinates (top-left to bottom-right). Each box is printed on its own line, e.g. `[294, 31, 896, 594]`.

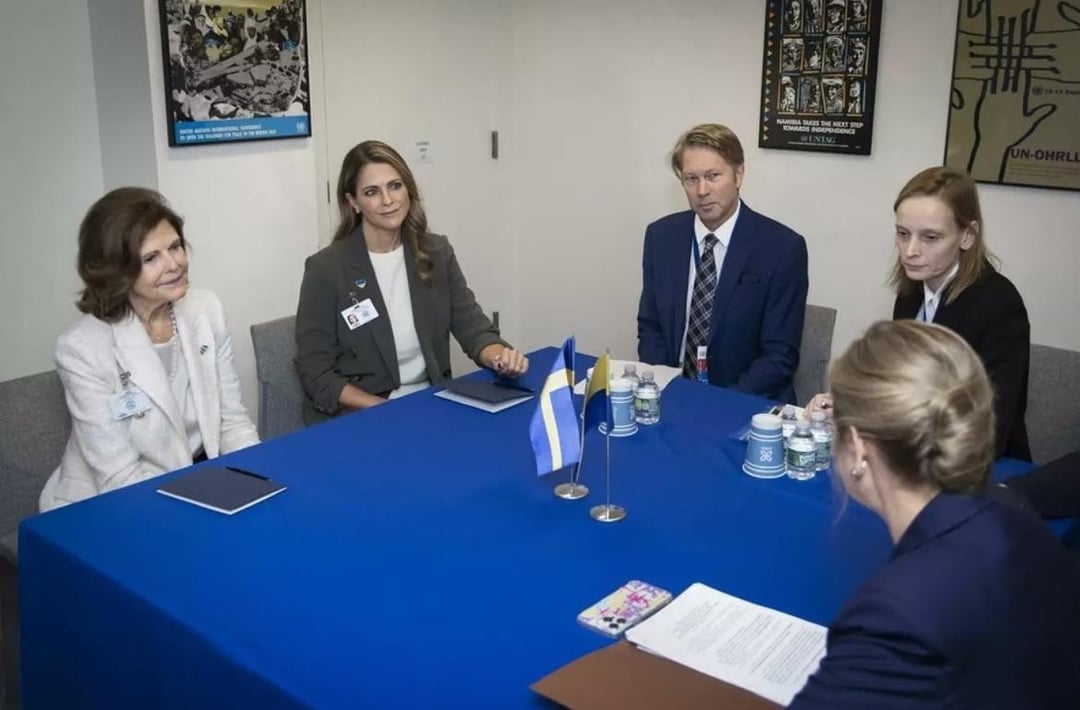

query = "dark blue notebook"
[441, 378, 534, 404]
[157, 466, 286, 515]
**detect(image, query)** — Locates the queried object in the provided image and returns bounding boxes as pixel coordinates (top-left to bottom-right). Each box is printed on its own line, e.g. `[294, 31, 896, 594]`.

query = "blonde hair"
[670, 123, 745, 175]
[888, 166, 999, 304]
[829, 320, 995, 494]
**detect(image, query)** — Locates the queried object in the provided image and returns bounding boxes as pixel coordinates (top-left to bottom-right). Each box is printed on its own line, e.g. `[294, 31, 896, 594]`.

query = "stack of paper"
[573, 359, 682, 395]
[625, 583, 826, 707]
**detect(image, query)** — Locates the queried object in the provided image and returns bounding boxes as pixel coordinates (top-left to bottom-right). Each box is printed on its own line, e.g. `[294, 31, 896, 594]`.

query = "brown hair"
[888, 166, 998, 304]
[76, 187, 186, 322]
[332, 140, 433, 282]
[829, 320, 995, 494]
[670, 123, 745, 175]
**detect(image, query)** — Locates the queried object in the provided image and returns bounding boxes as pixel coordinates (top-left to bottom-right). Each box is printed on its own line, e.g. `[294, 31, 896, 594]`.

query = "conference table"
[18, 347, 1035, 709]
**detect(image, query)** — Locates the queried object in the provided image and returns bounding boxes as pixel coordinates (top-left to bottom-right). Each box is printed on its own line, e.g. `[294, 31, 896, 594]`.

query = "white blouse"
[369, 246, 430, 398]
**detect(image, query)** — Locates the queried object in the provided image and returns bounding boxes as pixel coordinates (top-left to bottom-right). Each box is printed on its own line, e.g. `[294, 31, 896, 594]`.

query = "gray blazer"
[295, 227, 506, 423]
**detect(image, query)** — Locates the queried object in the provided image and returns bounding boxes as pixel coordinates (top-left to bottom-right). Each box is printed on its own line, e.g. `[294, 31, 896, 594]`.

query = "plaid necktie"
[683, 233, 719, 378]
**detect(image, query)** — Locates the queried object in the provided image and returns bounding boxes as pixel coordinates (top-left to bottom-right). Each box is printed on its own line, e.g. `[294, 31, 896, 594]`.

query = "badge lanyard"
[118, 365, 133, 391]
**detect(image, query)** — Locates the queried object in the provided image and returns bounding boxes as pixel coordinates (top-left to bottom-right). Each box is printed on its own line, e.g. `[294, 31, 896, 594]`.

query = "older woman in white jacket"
[41, 188, 259, 511]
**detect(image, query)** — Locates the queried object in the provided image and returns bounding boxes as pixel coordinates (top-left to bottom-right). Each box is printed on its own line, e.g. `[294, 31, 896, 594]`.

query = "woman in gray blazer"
[41, 188, 259, 511]
[295, 141, 528, 423]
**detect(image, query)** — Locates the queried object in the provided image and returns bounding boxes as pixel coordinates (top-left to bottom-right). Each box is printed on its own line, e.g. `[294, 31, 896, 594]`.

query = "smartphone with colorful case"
[577, 580, 673, 637]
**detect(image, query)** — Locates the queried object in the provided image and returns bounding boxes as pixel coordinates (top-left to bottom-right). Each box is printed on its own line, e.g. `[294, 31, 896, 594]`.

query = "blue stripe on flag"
[528, 338, 581, 476]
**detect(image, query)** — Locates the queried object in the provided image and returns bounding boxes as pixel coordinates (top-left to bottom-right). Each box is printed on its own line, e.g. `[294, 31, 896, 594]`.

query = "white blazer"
[40, 289, 260, 511]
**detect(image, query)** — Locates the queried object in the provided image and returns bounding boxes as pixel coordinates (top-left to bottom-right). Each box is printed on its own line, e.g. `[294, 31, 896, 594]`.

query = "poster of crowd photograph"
[759, 0, 883, 155]
[158, 0, 312, 146]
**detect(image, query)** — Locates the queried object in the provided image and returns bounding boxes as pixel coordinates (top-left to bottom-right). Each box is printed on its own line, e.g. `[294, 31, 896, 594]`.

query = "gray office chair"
[793, 304, 837, 405]
[1026, 343, 1080, 464]
[0, 369, 72, 709]
[250, 315, 306, 441]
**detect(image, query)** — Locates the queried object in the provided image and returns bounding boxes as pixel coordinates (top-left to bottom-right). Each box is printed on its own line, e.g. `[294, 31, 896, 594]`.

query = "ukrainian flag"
[582, 352, 610, 432]
[529, 338, 582, 475]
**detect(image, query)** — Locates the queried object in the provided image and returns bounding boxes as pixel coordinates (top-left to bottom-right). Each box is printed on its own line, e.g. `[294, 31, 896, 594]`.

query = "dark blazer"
[790, 493, 1080, 709]
[1006, 449, 1080, 519]
[894, 267, 1031, 460]
[636, 203, 808, 403]
[295, 228, 506, 424]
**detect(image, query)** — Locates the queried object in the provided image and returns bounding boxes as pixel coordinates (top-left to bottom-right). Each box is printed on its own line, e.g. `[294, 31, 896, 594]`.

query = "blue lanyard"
[692, 235, 701, 269]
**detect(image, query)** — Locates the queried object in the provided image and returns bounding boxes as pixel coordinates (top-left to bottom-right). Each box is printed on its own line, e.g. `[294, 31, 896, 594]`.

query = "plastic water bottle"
[621, 364, 641, 389]
[785, 421, 817, 481]
[810, 411, 833, 471]
[780, 405, 798, 441]
[633, 371, 661, 425]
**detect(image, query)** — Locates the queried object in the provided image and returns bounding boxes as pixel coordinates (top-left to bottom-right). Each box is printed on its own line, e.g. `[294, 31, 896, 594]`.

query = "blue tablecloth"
[18, 348, 1036, 709]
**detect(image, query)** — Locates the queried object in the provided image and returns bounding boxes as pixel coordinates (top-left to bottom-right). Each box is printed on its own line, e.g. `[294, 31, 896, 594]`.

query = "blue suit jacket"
[790, 493, 1080, 709]
[636, 203, 808, 403]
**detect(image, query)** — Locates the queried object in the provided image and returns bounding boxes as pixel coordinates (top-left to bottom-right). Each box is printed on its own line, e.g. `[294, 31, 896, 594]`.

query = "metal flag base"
[554, 482, 589, 500]
[589, 504, 627, 523]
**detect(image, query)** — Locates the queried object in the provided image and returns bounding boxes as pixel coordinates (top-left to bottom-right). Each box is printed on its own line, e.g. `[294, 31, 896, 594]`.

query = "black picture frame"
[758, 0, 883, 156]
[157, 0, 313, 147]
[943, 0, 1080, 192]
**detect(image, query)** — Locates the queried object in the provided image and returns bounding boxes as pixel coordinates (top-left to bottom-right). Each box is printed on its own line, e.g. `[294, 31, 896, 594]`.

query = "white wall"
[88, 0, 159, 190]
[0, 2, 105, 381]
[510, 0, 1080, 363]
[4, 0, 1079, 405]
[142, 0, 321, 412]
[318, 0, 519, 374]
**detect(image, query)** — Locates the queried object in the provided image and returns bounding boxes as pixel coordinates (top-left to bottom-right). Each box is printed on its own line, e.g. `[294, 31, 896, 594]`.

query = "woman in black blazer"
[295, 141, 528, 424]
[888, 167, 1030, 460]
[810, 167, 1031, 460]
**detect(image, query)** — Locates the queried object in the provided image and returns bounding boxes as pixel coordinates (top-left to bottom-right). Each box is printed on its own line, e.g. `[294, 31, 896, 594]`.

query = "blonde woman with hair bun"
[789, 320, 1080, 709]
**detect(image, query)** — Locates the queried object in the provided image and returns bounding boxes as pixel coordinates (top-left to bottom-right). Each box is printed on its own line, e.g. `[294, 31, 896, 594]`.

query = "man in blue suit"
[637, 124, 808, 402]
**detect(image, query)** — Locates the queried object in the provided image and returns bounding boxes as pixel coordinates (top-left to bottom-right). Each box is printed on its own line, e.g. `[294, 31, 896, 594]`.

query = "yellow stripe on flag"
[540, 367, 572, 471]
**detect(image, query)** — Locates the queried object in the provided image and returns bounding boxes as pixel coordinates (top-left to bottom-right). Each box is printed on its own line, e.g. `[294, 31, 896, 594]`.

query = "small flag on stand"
[529, 338, 581, 476]
[582, 352, 611, 432]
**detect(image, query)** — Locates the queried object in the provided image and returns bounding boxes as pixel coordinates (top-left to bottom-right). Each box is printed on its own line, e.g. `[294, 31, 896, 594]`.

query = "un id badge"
[109, 387, 152, 420]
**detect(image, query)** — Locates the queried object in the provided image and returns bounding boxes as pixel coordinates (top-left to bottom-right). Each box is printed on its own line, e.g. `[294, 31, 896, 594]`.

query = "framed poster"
[157, 0, 312, 146]
[944, 0, 1080, 190]
[759, 0, 883, 155]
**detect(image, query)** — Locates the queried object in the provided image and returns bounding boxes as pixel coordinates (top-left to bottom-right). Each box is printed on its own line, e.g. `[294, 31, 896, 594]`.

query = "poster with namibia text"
[759, 0, 883, 155]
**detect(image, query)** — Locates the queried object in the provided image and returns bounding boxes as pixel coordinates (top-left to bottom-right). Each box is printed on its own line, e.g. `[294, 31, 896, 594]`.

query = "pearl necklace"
[166, 304, 179, 382]
[147, 304, 180, 381]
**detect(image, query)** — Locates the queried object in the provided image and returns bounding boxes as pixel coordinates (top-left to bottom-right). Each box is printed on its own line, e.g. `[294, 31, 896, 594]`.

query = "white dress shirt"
[370, 246, 430, 399]
[681, 200, 742, 356]
[919, 261, 960, 323]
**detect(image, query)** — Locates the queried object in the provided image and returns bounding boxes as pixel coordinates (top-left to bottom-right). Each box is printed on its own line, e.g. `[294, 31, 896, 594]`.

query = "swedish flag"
[529, 338, 581, 475]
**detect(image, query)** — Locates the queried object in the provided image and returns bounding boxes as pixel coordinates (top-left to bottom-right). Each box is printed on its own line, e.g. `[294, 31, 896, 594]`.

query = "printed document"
[625, 583, 826, 706]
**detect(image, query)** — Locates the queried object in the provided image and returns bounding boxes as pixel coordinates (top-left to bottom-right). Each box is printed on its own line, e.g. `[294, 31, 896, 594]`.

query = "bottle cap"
[811, 411, 825, 422]
[641, 371, 654, 382]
